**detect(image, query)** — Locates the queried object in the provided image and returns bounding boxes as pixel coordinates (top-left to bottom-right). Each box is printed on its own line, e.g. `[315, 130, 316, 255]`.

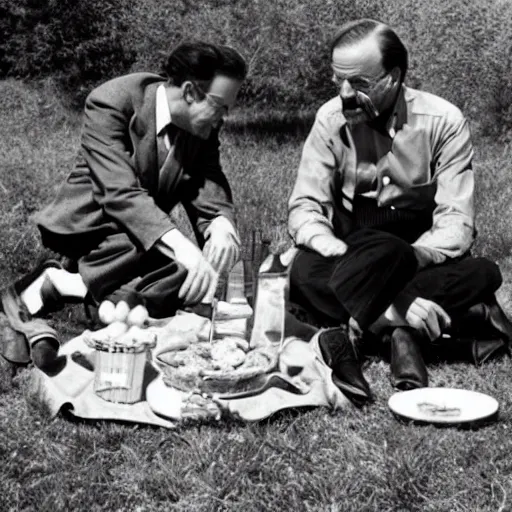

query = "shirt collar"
[156, 84, 172, 135]
[340, 85, 408, 140]
[387, 85, 407, 137]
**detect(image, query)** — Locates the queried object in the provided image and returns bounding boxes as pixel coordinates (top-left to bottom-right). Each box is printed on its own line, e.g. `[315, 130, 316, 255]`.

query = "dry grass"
[1, 79, 512, 512]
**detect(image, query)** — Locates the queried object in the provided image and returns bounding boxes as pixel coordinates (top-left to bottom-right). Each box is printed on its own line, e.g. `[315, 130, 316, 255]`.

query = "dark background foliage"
[1, 0, 511, 133]
[0, 0, 136, 108]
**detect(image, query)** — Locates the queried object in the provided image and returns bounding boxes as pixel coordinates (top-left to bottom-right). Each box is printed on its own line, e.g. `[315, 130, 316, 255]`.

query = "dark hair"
[330, 19, 408, 82]
[163, 41, 247, 86]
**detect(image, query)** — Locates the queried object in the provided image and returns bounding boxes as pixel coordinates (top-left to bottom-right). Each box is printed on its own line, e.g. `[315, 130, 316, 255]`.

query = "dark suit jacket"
[36, 72, 235, 258]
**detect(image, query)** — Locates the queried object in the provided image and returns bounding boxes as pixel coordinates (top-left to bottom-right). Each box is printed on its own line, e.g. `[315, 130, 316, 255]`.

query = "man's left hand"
[405, 297, 451, 341]
[203, 216, 241, 274]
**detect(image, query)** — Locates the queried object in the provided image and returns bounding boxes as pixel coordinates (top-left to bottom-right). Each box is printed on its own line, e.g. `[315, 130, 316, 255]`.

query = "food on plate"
[210, 338, 246, 369]
[156, 336, 278, 394]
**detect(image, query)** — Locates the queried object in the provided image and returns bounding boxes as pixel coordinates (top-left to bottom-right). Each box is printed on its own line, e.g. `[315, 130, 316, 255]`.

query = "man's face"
[331, 34, 398, 125]
[186, 74, 242, 139]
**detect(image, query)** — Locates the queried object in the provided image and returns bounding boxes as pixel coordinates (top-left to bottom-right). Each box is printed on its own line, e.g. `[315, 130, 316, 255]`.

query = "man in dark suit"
[21, 42, 248, 322]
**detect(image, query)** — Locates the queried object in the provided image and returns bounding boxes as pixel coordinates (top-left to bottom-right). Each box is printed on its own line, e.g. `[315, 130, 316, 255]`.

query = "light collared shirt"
[156, 84, 173, 151]
[154, 85, 240, 256]
[288, 86, 475, 265]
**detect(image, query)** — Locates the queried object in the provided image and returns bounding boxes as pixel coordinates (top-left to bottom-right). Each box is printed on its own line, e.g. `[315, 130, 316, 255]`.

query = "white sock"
[20, 273, 47, 314]
[20, 268, 88, 315]
[46, 268, 88, 297]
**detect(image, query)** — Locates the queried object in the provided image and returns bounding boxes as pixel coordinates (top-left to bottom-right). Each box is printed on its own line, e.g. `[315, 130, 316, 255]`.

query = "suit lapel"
[131, 81, 161, 195]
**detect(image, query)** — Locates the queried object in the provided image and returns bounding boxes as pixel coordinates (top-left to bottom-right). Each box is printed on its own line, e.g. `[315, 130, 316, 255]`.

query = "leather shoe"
[430, 335, 508, 366]
[315, 327, 372, 403]
[390, 327, 428, 391]
[451, 297, 512, 343]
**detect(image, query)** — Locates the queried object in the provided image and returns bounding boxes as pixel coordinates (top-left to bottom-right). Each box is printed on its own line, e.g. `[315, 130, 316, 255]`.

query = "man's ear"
[182, 81, 196, 105]
[390, 66, 402, 85]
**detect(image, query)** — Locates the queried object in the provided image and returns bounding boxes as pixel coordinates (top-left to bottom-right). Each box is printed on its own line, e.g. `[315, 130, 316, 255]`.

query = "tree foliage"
[0, 0, 136, 107]
[1, 0, 511, 132]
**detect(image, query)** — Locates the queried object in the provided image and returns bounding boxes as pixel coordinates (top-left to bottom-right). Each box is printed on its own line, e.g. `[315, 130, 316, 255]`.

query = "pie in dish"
[155, 336, 279, 395]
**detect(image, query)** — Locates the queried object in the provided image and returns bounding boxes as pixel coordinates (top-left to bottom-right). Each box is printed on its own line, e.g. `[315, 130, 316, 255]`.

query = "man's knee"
[290, 249, 331, 288]
[344, 228, 417, 275]
[470, 257, 503, 294]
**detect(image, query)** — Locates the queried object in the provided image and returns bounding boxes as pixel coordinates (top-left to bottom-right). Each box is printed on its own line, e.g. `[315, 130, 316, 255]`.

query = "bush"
[127, 0, 512, 133]
[2, 0, 511, 132]
[0, 0, 136, 107]
[129, 0, 385, 111]
[381, 0, 512, 135]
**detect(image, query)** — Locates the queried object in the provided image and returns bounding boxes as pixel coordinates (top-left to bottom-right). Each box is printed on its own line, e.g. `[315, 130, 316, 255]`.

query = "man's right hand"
[157, 229, 218, 305]
[310, 234, 348, 257]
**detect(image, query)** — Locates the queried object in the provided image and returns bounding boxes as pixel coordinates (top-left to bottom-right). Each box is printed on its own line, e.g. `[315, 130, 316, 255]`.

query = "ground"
[1, 79, 512, 511]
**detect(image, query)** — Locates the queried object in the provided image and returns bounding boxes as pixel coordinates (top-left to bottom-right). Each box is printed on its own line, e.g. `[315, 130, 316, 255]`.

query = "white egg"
[127, 305, 149, 327]
[105, 321, 128, 338]
[98, 300, 116, 325]
[113, 300, 130, 323]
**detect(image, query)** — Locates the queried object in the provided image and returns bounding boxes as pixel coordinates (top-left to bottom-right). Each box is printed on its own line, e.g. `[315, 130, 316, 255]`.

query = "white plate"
[388, 387, 499, 424]
[146, 375, 183, 420]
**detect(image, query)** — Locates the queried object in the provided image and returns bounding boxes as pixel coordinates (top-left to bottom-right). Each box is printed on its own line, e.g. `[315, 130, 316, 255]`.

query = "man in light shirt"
[18, 42, 246, 325]
[288, 19, 512, 402]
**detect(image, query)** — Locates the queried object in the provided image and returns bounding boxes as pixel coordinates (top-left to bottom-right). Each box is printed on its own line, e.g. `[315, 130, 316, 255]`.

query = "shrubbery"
[1, 0, 511, 133]
[128, 0, 512, 133]
[0, 0, 136, 107]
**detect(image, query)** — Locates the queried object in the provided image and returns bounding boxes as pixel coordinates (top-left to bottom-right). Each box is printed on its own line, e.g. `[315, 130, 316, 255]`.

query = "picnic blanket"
[30, 310, 351, 428]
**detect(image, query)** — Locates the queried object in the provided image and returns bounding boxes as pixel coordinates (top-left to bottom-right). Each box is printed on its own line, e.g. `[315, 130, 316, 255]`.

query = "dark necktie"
[157, 125, 182, 195]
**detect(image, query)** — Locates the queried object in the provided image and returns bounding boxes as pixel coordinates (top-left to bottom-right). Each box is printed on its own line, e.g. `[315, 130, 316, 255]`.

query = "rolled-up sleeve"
[413, 116, 475, 260]
[288, 110, 342, 247]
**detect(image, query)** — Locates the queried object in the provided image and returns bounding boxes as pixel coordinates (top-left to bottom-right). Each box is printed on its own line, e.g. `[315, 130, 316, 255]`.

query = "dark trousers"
[78, 232, 187, 318]
[289, 228, 502, 330]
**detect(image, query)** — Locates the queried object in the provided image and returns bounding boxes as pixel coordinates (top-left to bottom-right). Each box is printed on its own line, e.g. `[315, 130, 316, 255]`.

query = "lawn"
[1, 78, 512, 512]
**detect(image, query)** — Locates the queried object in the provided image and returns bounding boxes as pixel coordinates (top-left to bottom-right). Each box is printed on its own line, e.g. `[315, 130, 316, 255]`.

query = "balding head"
[330, 19, 408, 83]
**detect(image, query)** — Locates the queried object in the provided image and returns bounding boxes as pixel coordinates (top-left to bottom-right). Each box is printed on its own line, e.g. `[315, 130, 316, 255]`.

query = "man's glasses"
[192, 82, 229, 114]
[331, 70, 389, 95]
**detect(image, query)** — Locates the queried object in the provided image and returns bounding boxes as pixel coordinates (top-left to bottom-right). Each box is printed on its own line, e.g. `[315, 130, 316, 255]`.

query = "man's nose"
[340, 79, 356, 99]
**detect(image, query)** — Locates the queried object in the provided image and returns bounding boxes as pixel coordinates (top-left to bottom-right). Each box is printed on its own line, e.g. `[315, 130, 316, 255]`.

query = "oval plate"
[146, 376, 183, 420]
[388, 387, 499, 425]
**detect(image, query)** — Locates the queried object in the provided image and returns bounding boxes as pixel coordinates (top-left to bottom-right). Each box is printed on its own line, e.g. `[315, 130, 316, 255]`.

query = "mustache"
[341, 95, 359, 111]
[341, 92, 379, 120]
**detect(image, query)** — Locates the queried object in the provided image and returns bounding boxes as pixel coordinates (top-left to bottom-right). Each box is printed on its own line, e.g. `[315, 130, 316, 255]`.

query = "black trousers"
[289, 228, 502, 330]
[78, 231, 187, 318]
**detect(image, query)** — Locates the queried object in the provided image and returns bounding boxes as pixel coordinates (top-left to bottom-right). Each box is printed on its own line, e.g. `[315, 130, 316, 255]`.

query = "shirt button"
[382, 176, 391, 186]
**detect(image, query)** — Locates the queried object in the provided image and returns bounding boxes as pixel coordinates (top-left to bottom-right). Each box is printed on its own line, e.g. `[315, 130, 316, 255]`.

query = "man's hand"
[310, 234, 348, 258]
[404, 297, 451, 341]
[202, 216, 240, 274]
[157, 229, 218, 305]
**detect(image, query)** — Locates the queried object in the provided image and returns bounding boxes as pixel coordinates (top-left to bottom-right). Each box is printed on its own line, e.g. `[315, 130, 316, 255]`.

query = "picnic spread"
[29, 254, 351, 428]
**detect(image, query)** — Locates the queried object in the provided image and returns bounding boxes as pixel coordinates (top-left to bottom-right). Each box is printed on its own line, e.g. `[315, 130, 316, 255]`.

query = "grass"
[1, 78, 512, 511]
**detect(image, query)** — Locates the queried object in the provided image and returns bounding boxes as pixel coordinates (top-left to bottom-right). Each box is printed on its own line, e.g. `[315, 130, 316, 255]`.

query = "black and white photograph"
[1, 0, 512, 510]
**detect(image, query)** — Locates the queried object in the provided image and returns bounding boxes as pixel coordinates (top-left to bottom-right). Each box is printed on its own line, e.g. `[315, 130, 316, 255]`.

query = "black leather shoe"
[430, 334, 509, 366]
[452, 297, 512, 343]
[316, 327, 372, 403]
[390, 327, 428, 391]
